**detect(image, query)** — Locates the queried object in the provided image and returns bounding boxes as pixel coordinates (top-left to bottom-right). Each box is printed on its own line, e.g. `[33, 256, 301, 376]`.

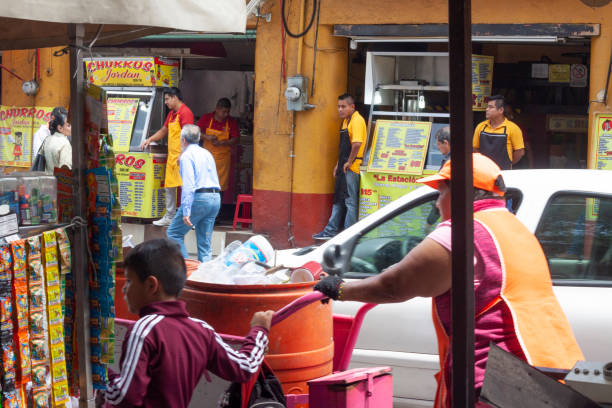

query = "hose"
[281, 0, 317, 38]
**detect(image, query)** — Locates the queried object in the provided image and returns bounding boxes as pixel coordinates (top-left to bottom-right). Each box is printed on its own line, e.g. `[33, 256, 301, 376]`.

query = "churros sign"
[84, 57, 178, 87]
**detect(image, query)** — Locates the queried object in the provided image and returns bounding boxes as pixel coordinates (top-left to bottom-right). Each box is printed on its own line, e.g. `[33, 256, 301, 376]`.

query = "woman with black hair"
[42, 111, 72, 174]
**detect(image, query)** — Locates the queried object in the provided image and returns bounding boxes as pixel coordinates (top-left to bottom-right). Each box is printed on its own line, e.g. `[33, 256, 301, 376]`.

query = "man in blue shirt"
[166, 124, 221, 261]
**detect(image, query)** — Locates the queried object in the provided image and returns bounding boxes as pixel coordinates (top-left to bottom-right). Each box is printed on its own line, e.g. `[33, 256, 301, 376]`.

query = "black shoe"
[312, 231, 335, 240]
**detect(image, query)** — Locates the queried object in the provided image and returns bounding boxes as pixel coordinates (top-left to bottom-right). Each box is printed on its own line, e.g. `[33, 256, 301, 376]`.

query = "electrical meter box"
[285, 75, 310, 111]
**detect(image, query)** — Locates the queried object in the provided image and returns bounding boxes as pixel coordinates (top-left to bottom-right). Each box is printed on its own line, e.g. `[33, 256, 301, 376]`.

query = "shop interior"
[348, 39, 591, 170]
[101, 32, 256, 224]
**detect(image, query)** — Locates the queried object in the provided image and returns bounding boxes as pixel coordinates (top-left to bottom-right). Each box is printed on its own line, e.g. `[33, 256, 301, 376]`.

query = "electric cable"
[0, 65, 25, 82]
[281, 0, 317, 38]
[310, 0, 321, 96]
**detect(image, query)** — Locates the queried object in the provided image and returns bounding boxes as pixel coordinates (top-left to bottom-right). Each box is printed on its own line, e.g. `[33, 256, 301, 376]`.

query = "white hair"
[181, 124, 201, 144]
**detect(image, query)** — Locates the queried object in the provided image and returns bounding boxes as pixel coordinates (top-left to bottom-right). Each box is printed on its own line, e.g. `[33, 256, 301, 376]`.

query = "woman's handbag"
[30, 139, 47, 171]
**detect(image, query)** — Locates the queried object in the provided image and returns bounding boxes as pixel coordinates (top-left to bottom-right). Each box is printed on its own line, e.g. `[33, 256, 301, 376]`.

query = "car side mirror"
[322, 244, 344, 276]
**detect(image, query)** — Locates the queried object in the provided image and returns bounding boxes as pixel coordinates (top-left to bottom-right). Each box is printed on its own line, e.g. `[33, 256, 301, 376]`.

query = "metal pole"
[69, 23, 94, 408]
[448, 0, 475, 407]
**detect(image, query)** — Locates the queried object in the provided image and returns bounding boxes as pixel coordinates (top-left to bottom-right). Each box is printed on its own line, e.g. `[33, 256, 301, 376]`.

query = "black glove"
[314, 275, 344, 303]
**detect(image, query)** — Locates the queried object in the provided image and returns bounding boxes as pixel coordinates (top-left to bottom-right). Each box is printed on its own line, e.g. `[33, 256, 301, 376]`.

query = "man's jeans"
[323, 170, 360, 235]
[166, 192, 220, 262]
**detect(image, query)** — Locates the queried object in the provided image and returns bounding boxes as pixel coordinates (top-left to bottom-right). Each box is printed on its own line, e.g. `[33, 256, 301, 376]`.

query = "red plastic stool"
[233, 194, 253, 229]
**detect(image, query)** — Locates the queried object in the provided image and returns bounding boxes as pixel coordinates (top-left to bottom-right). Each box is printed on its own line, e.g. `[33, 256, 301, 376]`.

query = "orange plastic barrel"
[115, 259, 201, 321]
[180, 279, 333, 395]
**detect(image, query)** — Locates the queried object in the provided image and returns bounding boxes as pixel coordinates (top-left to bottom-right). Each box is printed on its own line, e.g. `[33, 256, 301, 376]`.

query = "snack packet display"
[11, 240, 31, 387]
[42, 231, 69, 407]
[27, 235, 52, 407]
[0, 244, 16, 398]
[88, 165, 121, 386]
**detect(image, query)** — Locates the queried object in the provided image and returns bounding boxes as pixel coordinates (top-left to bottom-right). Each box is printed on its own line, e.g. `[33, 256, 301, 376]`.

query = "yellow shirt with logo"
[472, 118, 524, 162]
[342, 111, 367, 174]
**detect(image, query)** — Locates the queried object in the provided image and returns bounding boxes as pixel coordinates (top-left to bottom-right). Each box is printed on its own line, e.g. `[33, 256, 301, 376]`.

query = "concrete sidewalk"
[121, 221, 256, 260]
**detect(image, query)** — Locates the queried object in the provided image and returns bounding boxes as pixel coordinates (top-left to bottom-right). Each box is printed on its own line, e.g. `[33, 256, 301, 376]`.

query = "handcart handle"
[271, 291, 327, 326]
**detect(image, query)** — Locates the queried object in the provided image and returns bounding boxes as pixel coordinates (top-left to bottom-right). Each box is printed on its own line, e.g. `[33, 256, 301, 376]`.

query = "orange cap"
[416, 153, 505, 196]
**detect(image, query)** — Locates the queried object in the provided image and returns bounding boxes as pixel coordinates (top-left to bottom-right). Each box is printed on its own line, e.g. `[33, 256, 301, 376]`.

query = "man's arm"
[213, 137, 239, 147]
[512, 148, 525, 164]
[509, 125, 525, 165]
[341, 238, 452, 304]
[472, 125, 481, 152]
[343, 142, 362, 173]
[213, 118, 240, 146]
[180, 156, 196, 221]
[140, 126, 168, 150]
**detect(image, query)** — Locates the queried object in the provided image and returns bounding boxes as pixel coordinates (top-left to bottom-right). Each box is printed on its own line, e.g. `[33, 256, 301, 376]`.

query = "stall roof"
[0, 0, 247, 50]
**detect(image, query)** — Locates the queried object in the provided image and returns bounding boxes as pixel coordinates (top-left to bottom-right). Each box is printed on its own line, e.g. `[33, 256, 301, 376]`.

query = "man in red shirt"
[196, 98, 240, 194]
[141, 87, 194, 226]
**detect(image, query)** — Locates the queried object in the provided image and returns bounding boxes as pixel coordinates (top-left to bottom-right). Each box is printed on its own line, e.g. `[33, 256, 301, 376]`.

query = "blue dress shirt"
[179, 144, 220, 217]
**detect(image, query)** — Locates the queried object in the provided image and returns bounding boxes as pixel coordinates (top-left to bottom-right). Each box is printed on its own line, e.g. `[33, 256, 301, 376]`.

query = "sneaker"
[312, 231, 335, 240]
[152, 215, 173, 227]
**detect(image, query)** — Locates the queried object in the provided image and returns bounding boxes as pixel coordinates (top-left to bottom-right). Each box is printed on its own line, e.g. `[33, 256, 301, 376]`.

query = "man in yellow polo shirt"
[473, 95, 524, 170]
[313, 93, 366, 240]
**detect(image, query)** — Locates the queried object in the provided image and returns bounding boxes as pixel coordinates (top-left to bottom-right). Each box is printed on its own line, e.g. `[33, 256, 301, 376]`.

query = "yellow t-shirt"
[342, 111, 367, 174]
[472, 118, 524, 162]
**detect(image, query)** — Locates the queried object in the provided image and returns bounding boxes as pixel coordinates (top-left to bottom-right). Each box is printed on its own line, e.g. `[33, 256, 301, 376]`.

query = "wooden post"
[448, 0, 475, 407]
[68, 23, 94, 408]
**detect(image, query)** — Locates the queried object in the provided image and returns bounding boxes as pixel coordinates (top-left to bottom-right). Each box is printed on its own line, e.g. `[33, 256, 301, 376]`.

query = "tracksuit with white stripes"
[104, 300, 269, 407]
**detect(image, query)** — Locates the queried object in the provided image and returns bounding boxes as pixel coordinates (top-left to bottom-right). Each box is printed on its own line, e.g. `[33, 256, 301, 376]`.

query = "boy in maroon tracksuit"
[98, 239, 273, 407]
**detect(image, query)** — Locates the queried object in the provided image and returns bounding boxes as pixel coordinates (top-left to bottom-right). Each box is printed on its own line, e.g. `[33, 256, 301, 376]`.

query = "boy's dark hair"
[488, 94, 505, 110]
[164, 86, 183, 101]
[435, 126, 450, 144]
[338, 93, 355, 105]
[216, 97, 232, 109]
[124, 239, 187, 297]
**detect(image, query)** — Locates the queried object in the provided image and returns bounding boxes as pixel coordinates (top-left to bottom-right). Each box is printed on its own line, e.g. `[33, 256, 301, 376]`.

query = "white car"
[274, 169, 612, 408]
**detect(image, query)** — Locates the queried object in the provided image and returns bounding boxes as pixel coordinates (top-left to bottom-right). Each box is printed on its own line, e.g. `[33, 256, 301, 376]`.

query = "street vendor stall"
[83, 57, 180, 219]
[0, 1, 247, 406]
[359, 51, 494, 225]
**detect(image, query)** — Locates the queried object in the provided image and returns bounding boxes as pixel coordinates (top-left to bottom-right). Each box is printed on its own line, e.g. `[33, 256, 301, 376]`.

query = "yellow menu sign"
[115, 152, 167, 218]
[549, 64, 571, 83]
[107, 98, 139, 152]
[0, 106, 53, 167]
[84, 57, 178, 87]
[367, 120, 432, 175]
[593, 113, 612, 171]
[472, 55, 494, 111]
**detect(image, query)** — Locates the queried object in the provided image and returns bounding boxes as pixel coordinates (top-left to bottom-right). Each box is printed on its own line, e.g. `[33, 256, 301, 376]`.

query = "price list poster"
[367, 120, 432, 175]
[107, 98, 139, 152]
[593, 113, 612, 170]
[472, 55, 494, 111]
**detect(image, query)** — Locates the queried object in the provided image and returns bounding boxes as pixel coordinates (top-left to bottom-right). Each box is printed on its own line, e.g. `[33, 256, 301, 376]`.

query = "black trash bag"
[219, 361, 286, 408]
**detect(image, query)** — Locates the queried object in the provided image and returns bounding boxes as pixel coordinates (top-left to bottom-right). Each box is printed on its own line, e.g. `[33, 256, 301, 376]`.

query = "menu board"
[0, 106, 53, 167]
[367, 120, 431, 175]
[115, 152, 166, 218]
[593, 113, 612, 171]
[359, 170, 437, 220]
[107, 98, 139, 152]
[472, 55, 494, 111]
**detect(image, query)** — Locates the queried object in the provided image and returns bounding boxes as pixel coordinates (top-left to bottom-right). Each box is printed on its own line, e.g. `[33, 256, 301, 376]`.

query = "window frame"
[534, 190, 612, 288]
[344, 192, 439, 279]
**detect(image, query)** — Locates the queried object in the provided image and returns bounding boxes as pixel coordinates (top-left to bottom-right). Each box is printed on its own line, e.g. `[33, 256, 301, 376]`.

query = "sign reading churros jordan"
[84, 57, 178, 87]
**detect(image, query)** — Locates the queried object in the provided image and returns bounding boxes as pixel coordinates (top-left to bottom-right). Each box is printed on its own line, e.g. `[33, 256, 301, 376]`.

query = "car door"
[534, 192, 612, 362]
[332, 192, 441, 407]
